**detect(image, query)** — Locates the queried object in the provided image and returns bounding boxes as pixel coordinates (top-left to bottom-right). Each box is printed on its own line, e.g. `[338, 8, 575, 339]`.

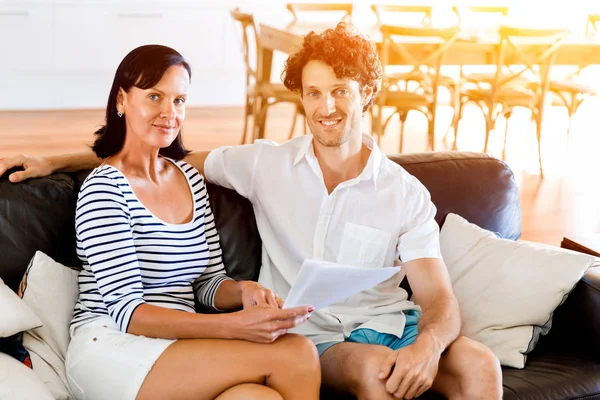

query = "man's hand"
[0, 154, 53, 183]
[228, 304, 313, 343]
[239, 281, 283, 309]
[378, 337, 441, 399]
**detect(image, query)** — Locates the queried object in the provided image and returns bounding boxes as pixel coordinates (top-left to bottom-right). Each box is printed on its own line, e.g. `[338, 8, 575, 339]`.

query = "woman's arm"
[128, 302, 313, 343]
[213, 280, 282, 311]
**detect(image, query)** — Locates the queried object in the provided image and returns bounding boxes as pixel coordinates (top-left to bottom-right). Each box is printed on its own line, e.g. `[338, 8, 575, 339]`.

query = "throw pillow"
[440, 213, 595, 368]
[0, 352, 54, 400]
[19, 251, 80, 400]
[0, 277, 42, 338]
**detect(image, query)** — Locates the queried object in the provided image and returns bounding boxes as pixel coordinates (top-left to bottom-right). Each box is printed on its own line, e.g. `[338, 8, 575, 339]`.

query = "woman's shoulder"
[166, 158, 205, 184]
[78, 164, 128, 198]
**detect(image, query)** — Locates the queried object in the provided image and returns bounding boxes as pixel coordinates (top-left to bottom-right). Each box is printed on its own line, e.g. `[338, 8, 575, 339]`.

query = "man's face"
[301, 60, 369, 147]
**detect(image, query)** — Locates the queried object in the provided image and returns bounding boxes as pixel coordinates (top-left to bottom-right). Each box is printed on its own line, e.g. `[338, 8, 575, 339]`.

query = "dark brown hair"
[93, 44, 191, 159]
[282, 22, 382, 113]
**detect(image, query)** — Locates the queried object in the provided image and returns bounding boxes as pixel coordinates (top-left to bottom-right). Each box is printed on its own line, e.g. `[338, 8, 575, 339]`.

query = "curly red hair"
[282, 22, 382, 113]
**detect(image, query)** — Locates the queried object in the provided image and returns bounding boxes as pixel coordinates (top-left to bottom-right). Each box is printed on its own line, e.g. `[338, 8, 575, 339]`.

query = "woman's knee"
[273, 334, 320, 373]
[276, 334, 319, 360]
[215, 384, 284, 400]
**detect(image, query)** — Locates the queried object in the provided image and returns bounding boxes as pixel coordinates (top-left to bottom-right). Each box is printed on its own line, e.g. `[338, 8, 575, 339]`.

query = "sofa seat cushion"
[502, 352, 600, 400]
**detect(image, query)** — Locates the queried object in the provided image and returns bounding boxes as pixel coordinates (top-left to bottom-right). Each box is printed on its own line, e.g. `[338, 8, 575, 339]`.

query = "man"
[0, 23, 501, 399]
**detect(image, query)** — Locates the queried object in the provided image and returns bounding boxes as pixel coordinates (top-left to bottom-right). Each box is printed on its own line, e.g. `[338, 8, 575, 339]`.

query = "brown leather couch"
[1, 151, 600, 399]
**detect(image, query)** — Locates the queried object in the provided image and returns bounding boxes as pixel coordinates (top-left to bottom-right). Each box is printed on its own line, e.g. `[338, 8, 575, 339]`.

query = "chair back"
[379, 24, 460, 96]
[230, 9, 262, 88]
[452, 5, 508, 37]
[371, 4, 433, 27]
[489, 26, 570, 99]
[286, 3, 353, 23]
[587, 14, 600, 38]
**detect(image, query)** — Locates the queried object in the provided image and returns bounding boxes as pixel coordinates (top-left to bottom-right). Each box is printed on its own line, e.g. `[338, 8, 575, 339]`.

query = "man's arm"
[183, 151, 210, 175]
[378, 257, 460, 398]
[404, 257, 460, 353]
[0, 150, 211, 183]
[0, 152, 101, 182]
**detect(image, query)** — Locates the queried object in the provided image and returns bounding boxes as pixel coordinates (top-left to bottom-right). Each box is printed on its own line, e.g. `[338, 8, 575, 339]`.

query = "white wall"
[0, 0, 291, 110]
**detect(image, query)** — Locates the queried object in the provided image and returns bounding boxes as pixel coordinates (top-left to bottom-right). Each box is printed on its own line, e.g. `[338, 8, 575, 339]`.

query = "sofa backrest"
[0, 151, 521, 291]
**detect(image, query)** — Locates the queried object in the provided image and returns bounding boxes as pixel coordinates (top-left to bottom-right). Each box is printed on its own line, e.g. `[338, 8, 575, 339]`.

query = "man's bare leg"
[320, 336, 501, 400]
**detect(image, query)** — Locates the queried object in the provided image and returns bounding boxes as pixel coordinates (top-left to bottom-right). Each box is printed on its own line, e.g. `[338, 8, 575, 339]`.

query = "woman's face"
[118, 65, 190, 150]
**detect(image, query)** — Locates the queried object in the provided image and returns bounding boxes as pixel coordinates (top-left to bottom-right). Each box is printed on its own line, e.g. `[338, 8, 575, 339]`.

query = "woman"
[65, 44, 320, 400]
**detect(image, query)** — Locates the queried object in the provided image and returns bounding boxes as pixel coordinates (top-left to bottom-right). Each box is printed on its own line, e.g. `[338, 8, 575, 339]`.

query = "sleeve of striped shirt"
[75, 174, 145, 332]
[192, 174, 232, 311]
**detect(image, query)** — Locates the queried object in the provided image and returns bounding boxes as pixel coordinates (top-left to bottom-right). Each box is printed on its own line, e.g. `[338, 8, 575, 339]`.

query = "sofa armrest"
[534, 266, 600, 356]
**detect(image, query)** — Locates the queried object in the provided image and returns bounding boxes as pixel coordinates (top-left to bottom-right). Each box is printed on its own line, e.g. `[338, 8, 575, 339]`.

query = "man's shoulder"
[248, 136, 310, 161]
[380, 157, 428, 194]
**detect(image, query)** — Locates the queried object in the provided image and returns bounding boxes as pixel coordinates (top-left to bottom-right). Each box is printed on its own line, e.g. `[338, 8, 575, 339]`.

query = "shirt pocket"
[337, 222, 391, 268]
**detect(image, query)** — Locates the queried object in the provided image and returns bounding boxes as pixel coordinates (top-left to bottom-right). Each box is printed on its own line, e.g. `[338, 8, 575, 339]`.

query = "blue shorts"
[316, 310, 421, 357]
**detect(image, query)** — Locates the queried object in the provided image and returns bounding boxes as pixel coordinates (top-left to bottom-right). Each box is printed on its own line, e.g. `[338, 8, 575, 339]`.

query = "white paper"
[283, 259, 402, 310]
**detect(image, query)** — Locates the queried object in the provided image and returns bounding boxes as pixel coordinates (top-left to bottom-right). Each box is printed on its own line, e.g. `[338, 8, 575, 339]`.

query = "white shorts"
[65, 316, 175, 400]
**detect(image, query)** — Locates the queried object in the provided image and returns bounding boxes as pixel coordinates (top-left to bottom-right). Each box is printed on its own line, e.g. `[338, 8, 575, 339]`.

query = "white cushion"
[20, 251, 79, 400]
[0, 277, 42, 338]
[0, 352, 54, 400]
[440, 213, 595, 368]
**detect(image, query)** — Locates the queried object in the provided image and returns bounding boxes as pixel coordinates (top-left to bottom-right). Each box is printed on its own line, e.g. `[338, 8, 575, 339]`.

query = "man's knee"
[451, 336, 502, 396]
[456, 336, 501, 376]
[350, 347, 393, 400]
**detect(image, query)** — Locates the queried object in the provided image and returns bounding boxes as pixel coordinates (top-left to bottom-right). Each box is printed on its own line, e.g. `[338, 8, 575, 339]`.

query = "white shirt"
[205, 134, 442, 345]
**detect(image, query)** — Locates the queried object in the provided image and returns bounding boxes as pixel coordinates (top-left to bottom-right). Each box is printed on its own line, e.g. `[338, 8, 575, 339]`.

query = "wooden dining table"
[255, 20, 600, 139]
[259, 20, 600, 70]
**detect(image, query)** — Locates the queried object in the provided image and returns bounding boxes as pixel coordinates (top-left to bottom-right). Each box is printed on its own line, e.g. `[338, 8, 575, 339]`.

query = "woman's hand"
[239, 281, 284, 309]
[0, 154, 54, 183]
[227, 304, 313, 343]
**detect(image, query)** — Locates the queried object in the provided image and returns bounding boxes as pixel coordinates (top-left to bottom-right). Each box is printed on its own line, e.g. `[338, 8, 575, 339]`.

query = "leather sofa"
[1, 151, 600, 399]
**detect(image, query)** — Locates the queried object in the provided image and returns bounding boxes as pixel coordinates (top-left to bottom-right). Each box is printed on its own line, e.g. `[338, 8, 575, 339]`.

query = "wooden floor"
[1, 101, 599, 246]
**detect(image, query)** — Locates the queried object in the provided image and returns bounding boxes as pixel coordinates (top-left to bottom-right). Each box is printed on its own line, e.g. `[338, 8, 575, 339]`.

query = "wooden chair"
[452, 5, 509, 27]
[525, 13, 598, 137]
[286, 3, 353, 23]
[452, 26, 570, 177]
[374, 24, 461, 152]
[231, 9, 304, 144]
[451, 6, 510, 85]
[586, 13, 600, 38]
[371, 4, 459, 147]
[370, 4, 433, 27]
[444, 6, 511, 146]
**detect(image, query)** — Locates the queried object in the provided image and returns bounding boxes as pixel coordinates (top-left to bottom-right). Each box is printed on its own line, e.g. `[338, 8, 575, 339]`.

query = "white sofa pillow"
[440, 213, 595, 368]
[20, 251, 80, 400]
[0, 277, 42, 338]
[0, 352, 54, 400]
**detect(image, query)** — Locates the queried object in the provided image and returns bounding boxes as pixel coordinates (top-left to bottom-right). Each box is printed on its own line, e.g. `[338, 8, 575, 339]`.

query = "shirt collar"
[360, 134, 383, 184]
[293, 133, 383, 185]
[293, 135, 314, 166]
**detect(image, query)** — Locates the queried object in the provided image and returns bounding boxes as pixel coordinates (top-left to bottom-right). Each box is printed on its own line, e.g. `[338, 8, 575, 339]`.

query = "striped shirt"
[71, 159, 230, 334]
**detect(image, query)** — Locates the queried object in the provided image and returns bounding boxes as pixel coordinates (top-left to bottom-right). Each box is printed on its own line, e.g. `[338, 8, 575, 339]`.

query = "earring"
[117, 111, 123, 118]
